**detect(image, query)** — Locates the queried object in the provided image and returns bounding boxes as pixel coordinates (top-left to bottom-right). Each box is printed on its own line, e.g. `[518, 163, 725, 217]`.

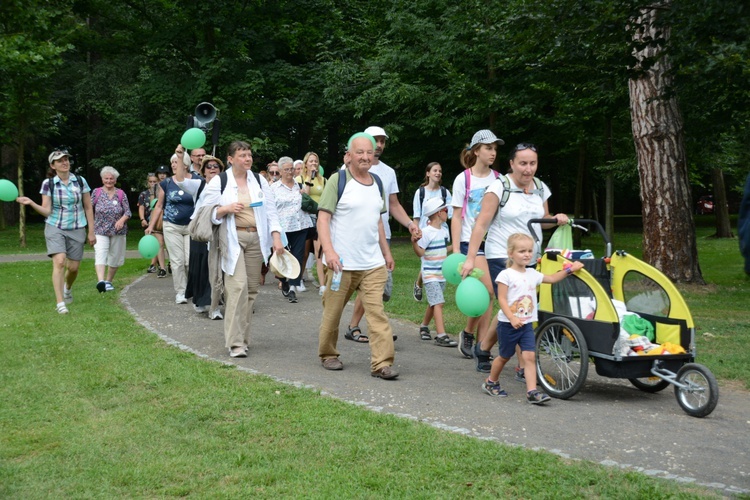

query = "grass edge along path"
[0, 260, 721, 498]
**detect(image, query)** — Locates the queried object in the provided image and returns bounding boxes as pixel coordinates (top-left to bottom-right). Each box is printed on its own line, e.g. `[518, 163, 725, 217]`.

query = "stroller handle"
[527, 218, 612, 258]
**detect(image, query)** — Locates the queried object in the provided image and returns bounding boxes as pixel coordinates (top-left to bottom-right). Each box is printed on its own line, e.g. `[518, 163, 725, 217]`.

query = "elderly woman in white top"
[271, 156, 313, 304]
[172, 145, 225, 319]
[200, 140, 284, 358]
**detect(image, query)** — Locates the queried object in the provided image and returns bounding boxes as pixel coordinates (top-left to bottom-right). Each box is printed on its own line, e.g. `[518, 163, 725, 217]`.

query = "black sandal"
[344, 326, 369, 343]
[419, 326, 432, 341]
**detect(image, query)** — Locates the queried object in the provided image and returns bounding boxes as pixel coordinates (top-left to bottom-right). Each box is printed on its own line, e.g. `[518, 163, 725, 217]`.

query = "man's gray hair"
[277, 156, 294, 167]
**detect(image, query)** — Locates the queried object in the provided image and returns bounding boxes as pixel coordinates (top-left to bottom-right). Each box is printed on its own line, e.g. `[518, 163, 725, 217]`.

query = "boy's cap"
[423, 197, 446, 218]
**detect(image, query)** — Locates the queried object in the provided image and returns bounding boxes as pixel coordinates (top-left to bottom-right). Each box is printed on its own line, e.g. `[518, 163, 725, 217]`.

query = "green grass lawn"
[0, 219, 744, 497]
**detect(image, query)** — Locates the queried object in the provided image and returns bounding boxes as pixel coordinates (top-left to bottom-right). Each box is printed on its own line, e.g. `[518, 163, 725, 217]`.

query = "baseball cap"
[48, 150, 71, 164]
[155, 165, 170, 174]
[363, 126, 388, 139]
[422, 197, 447, 218]
[468, 129, 505, 149]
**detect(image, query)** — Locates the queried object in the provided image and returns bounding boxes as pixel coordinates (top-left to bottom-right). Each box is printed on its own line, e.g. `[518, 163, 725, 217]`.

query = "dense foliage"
[1, 0, 748, 219]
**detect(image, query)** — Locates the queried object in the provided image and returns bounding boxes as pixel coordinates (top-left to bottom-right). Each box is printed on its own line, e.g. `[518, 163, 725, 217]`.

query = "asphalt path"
[2, 252, 748, 495]
[120, 269, 750, 496]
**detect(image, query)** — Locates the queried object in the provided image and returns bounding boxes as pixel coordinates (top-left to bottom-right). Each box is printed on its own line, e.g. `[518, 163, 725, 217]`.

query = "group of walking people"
[19, 125, 582, 404]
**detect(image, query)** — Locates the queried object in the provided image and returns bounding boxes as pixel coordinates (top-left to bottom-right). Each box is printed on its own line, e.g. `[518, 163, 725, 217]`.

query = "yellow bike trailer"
[528, 219, 718, 417]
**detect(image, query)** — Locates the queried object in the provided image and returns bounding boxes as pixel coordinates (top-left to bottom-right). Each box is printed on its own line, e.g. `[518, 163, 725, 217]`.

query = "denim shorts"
[486, 258, 507, 298]
[459, 241, 485, 256]
[496, 322, 535, 359]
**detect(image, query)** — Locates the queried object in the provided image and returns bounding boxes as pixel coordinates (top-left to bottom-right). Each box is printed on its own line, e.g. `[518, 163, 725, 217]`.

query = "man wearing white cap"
[343, 125, 420, 344]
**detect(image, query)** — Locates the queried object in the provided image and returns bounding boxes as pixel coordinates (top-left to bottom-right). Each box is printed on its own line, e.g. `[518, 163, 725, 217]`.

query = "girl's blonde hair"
[506, 233, 534, 268]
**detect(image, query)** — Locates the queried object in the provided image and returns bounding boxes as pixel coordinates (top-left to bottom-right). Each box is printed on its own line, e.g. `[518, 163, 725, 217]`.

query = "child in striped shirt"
[411, 197, 458, 347]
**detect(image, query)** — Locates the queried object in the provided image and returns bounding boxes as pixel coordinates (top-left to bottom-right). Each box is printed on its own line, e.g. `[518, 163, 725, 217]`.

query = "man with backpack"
[317, 133, 398, 379]
[342, 126, 421, 344]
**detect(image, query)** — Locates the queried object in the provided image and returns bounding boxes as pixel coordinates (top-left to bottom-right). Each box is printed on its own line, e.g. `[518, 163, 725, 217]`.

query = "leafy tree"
[0, 0, 79, 245]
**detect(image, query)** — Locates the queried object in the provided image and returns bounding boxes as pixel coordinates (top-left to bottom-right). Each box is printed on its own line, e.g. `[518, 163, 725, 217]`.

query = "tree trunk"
[573, 143, 586, 248]
[17, 140, 27, 248]
[628, 1, 703, 283]
[711, 168, 732, 238]
[604, 117, 615, 242]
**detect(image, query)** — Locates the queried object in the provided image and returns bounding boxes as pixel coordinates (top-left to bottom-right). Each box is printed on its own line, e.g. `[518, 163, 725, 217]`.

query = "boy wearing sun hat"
[411, 197, 458, 348]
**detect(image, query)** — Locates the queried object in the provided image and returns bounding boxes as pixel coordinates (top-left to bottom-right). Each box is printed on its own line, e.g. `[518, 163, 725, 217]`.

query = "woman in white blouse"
[200, 141, 284, 358]
[271, 156, 313, 303]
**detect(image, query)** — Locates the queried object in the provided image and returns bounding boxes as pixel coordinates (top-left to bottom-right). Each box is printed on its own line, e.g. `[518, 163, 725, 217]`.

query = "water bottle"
[331, 260, 343, 291]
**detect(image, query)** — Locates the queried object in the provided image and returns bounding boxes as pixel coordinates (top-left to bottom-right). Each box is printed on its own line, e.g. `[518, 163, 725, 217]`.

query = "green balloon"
[181, 128, 206, 150]
[455, 277, 490, 318]
[138, 235, 160, 259]
[150, 198, 157, 210]
[0, 179, 19, 202]
[442, 253, 466, 285]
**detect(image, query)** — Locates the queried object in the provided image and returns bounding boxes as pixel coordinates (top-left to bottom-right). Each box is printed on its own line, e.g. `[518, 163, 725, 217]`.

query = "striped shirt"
[417, 225, 449, 283]
[40, 174, 91, 230]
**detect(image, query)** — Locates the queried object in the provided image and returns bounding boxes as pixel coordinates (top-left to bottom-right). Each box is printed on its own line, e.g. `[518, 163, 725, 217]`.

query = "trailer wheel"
[629, 377, 670, 393]
[674, 363, 719, 418]
[535, 317, 588, 399]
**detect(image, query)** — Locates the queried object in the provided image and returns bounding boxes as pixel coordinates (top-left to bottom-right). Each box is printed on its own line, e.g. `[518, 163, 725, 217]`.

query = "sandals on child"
[344, 326, 369, 343]
[419, 326, 432, 341]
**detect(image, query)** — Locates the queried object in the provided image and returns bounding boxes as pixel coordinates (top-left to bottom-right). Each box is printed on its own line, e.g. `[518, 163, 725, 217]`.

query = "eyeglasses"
[191, 153, 205, 158]
[514, 143, 537, 152]
[204, 164, 220, 170]
[281, 167, 293, 172]
[269, 171, 280, 176]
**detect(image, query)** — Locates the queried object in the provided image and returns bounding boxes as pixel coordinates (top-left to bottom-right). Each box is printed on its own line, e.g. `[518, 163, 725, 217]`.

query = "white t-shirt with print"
[484, 176, 551, 259]
[450, 170, 499, 243]
[369, 160, 399, 239]
[496, 267, 544, 324]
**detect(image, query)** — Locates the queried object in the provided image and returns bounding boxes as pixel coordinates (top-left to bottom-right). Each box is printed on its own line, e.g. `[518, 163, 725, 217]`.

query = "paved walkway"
[2, 253, 748, 494]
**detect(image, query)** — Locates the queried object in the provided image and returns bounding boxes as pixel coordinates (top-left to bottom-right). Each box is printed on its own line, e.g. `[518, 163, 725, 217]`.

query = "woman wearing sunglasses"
[171, 146, 226, 319]
[461, 142, 568, 377]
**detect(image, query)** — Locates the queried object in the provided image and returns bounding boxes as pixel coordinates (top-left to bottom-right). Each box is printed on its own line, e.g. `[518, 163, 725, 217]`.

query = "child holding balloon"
[411, 198, 458, 347]
[483, 233, 583, 403]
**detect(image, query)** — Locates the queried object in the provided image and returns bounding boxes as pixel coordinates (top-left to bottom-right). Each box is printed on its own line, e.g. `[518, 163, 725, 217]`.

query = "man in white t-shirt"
[317, 133, 398, 379]
[343, 126, 421, 343]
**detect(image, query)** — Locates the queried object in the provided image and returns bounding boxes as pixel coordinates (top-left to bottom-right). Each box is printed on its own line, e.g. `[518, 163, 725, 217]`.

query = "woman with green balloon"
[15, 149, 96, 314]
[461, 142, 569, 376]
[145, 150, 199, 304]
[449, 130, 505, 361]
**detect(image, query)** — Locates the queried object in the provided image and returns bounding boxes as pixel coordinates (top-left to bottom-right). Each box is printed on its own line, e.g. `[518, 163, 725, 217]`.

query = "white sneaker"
[63, 287, 73, 304]
[296, 282, 307, 292]
[319, 285, 326, 296]
[175, 294, 188, 304]
[209, 309, 223, 320]
[194, 304, 208, 313]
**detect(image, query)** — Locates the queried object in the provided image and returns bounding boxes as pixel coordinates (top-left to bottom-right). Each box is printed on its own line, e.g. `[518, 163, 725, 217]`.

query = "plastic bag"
[546, 223, 573, 251]
[622, 315, 655, 342]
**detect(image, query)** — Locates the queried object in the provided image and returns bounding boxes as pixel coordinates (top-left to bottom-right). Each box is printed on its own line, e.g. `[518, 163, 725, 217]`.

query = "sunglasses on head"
[514, 143, 537, 152]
